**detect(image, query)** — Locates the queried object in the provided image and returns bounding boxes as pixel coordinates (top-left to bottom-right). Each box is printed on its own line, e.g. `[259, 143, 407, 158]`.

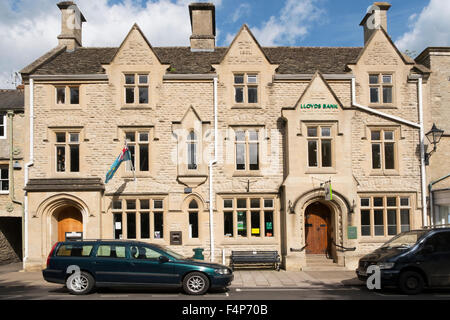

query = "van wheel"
[66, 271, 95, 295]
[183, 272, 210, 295]
[399, 271, 424, 295]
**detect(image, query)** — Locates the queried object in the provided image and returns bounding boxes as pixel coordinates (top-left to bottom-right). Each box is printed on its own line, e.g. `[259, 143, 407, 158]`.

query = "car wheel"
[399, 271, 424, 295]
[183, 272, 210, 295]
[66, 271, 95, 295]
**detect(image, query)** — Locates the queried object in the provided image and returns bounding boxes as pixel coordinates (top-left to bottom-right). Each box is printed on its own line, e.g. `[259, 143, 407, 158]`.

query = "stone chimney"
[189, 3, 216, 52]
[57, 1, 86, 51]
[360, 2, 391, 45]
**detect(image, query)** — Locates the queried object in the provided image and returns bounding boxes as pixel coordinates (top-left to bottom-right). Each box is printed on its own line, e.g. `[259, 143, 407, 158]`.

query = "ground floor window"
[360, 195, 411, 237]
[222, 196, 275, 239]
[112, 198, 164, 240]
[434, 205, 450, 226]
[0, 165, 9, 192]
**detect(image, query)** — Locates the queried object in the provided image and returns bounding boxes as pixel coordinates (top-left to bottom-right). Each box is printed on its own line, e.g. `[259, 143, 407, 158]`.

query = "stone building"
[19, 1, 441, 271]
[0, 88, 25, 264]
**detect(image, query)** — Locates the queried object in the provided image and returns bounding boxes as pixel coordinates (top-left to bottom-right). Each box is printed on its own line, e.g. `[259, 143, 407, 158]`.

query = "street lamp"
[425, 123, 444, 165]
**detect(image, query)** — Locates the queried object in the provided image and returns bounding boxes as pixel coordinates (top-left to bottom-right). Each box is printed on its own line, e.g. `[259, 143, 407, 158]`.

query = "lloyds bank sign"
[299, 103, 339, 110]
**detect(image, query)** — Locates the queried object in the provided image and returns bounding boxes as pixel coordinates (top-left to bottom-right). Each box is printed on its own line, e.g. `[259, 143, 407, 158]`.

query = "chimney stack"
[57, 1, 86, 51]
[189, 3, 216, 52]
[360, 2, 391, 45]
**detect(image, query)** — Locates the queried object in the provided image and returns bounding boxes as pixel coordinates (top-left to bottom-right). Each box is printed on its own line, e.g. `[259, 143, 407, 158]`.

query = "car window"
[56, 244, 93, 257]
[130, 245, 162, 260]
[96, 245, 127, 258]
[426, 232, 450, 252]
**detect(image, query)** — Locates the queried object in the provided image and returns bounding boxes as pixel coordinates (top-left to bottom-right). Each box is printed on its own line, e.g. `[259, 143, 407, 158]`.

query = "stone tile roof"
[24, 178, 105, 192]
[0, 89, 24, 112]
[27, 46, 365, 76]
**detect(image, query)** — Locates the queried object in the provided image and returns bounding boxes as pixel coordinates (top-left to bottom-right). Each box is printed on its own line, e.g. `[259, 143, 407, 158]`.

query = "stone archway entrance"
[55, 206, 83, 242]
[305, 202, 332, 255]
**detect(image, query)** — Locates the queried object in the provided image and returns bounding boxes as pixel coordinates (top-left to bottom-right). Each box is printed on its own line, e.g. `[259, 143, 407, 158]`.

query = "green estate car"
[43, 240, 233, 295]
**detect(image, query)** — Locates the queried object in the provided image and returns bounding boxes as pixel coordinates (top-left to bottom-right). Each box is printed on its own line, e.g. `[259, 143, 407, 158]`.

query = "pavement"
[0, 262, 364, 290]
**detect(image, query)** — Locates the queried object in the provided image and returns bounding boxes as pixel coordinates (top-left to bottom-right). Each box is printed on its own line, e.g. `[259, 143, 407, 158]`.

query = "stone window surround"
[232, 126, 263, 175]
[111, 197, 166, 241]
[54, 85, 81, 106]
[51, 128, 83, 175]
[232, 72, 260, 107]
[219, 195, 277, 243]
[122, 72, 150, 107]
[368, 126, 400, 176]
[368, 72, 395, 108]
[359, 194, 413, 240]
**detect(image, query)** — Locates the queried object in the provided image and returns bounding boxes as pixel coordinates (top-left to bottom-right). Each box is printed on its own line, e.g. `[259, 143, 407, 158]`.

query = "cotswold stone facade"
[19, 1, 446, 271]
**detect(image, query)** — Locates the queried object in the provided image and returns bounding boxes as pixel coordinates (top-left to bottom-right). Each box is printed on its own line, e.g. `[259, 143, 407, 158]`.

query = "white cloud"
[248, 0, 325, 46]
[395, 0, 450, 55]
[0, 0, 221, 88]
[231, 3, 251, 23]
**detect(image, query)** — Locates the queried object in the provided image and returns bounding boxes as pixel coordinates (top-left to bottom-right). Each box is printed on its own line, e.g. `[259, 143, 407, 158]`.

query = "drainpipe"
[429, 174, 450, 226]
[351, 77, 427, 227]
[24, 78, 35, 266]
[208, 76, 218, 262]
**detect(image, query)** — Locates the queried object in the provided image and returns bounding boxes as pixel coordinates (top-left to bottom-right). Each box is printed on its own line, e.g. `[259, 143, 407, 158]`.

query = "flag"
[105, 145, 132, 184]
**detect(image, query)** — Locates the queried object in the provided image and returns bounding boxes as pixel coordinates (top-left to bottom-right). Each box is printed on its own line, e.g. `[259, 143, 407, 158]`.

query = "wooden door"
[58, 207, 83, 242]
[305, 203, 330, 254]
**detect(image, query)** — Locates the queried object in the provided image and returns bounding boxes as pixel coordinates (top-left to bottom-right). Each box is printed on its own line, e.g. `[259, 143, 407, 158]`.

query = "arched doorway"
[305, 202, 332, 255]
[55, 206, 83, 242]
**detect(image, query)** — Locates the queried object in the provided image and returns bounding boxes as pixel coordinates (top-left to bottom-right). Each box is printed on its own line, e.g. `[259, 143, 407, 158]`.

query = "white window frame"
[0, 165, 9, 194]
[0, 115, 6, 139]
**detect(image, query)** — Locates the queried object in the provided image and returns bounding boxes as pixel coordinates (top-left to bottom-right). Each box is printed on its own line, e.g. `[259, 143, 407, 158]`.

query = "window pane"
[321, 140, 332, 167]
[189, 212, 199, 238]
[69, 133, 79, 143]
[369, 75, 379, 84]
[188, 142, 197, 170]
[370, 87, 379, 103]
[250, 198, 260, 208]
[361, 198, 370, 207]
[234, 74, 244, 84]
[248, 87, 258, 103]
[251, 211, 260, 237]
[140, 212, 150, 239]
[237, 211, 247, 237]
[383, 87, 393, 104]
[387, 197, 397, 207]
[385, 143, 395, 170]
[56, 88, 65, 104]
[139, 144, 149, 171]
[126, 132, 136, 142]
[400, 209, 410, 232]
[127, 213, 136, 239]
[154, 200, 163, 209]
[140, 199, 150, 210]
[237, 199, 247, 208]
[308, 141, 318, 167]
[224, 212, 233, 237]
[114, 213, 122, 239]
[372, 144, 381, 169]
[264, 211, 274, 237]
[154, 212, 163, 238]
[139, 75, 148, 84]
[112, 200, 122, 210]
[249, 143, 259, 170]
[236, 143, 246, 170]
[371, 131, 381, 141]
[307, 127, 317, 137]
[70, 145, 79, 172]
[224, 199, 233, 208]
[400, 197, 409, 207]
[56, 133, 66, 143]
[126, 87, 134, 104]
[384, 131, 394, 141]
[236, 131, 246, 141]
[247, 75, 257, 83]
[387, 209, 397, 236]
[139, 87, 148, 104]
[125, 74, 135, 84]
[249, 131, 258, 141]
[321, 127, 331, 137]
[189, 200, 198, 209]
[57, 146, 65, 172]
[70, 87, 79, 104]
[126, 200, 136, 210]
[382, 75, 392, 84]
[374, 209, 384, 236]
[235, 87, 244, 103]
[264, 199, 273, 208]
[127, 145, 135, 171]
[374, 197, 383, 207]
[361, 210, 371, 236]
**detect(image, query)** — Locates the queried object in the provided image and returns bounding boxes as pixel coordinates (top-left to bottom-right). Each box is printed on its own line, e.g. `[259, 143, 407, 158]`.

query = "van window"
[96, 245, 127, 258]
[56, 244, 93, 257]
[426, 232, 450, 252]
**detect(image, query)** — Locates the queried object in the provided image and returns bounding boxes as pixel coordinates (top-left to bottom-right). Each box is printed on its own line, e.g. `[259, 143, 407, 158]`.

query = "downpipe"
[208, 76, 218, 262]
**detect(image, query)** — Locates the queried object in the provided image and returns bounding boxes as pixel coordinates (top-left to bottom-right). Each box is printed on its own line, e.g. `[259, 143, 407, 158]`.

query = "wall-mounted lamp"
[425, 123, 444, 165]
[13, 161, 21, 170]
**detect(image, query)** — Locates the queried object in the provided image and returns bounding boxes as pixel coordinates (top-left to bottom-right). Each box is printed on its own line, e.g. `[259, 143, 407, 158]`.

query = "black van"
[356, 227, 450, 294]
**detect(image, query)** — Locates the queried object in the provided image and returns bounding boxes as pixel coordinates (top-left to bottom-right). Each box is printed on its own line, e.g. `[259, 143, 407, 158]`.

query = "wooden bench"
[230, 251, 281, 271]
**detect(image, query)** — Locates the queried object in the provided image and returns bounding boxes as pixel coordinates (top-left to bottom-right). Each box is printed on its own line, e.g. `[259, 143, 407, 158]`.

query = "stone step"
[302, 265, 349, 271]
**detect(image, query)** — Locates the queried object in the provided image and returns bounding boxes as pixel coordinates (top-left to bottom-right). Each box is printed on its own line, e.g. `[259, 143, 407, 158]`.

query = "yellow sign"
[251, 228, 260, 234]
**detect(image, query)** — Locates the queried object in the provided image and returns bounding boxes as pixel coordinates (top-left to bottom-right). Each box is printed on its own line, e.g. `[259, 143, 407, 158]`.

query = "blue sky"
[1, 0, 450, 88]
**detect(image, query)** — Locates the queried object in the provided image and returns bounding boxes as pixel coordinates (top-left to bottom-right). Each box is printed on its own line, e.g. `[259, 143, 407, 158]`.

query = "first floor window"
[0, 115, 6, 138]
[55, 132, 80, 173]
[360, 195, 411, 237]
[371, 129, 396, 170]
[125, 73, 149, 105]
[0, 166, 9, 192]
[125, 131, 150, 172]
[307, 126, 333, 168]
[56, 86, 80, 105]
[235, 129, 259, 171]
[369, 73, 393, 104]
[223, 197, 275, 238]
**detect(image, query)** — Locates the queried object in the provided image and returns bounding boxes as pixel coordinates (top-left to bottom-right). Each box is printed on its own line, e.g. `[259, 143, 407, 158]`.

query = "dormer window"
[234, 73, 258, 105]
[125, 74, 149, 105]
[56, 86, 80, 105]
[369, 73, 393, 104]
